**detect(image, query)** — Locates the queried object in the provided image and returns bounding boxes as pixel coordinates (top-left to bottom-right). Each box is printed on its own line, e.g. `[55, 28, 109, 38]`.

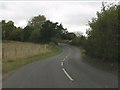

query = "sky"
[0, 1, 118, 35]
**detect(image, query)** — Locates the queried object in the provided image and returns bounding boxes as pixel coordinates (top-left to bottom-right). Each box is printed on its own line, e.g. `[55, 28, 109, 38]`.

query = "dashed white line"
[61, 62, 63, 66]
[62, 68, 74, 81]
[61, 54, 74, 81]
[66, 56, 68, 59]
[63, 58, 65, 62]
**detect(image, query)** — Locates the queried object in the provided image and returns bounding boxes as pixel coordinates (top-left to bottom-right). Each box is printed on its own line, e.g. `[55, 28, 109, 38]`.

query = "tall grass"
[2, 41, 51, 61]
[3, 41, 62, 73]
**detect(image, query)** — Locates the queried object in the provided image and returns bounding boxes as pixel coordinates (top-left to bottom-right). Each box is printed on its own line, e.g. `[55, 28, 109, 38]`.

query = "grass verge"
[80, 48, 118, 74]
[3, 46, 62, 74]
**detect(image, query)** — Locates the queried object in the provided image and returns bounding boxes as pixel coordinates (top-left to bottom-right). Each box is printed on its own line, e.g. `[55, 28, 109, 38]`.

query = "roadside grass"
[3, 41, 62, 74]
[3, 40, 52, 61]
[80, 47, 118, 74]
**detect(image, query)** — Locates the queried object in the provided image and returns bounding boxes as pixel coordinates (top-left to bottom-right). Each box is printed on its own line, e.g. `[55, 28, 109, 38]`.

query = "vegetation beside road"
[1, 14, 73, 74]
[71, 3, 119, 73]
[3, 41, 62, 74]
[80, 48, 118, 74]
[3, 40, 52, 61]
[71, 3, 118, 63]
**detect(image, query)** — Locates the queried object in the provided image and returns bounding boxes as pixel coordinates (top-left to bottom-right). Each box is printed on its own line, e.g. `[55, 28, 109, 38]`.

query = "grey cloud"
[0, 1, 110, 34]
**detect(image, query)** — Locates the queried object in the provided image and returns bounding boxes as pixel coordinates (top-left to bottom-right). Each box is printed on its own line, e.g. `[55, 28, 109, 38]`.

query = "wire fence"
[2, 44, 51, 61]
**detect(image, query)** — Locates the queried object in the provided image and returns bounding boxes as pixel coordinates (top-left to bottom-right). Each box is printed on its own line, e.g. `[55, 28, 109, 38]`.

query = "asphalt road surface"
[3, 44, 118, 88]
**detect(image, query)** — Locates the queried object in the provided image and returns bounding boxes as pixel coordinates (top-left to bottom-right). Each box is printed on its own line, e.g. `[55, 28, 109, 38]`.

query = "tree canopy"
[1, 15, 69, 44]
[84, 3, 118, 62]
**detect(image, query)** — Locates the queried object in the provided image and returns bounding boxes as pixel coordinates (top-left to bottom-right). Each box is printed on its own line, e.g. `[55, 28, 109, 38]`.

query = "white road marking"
[61, 62, 63, 66]
[66, 56, 68, 59]
[61, 54, 74, 81]
[62, 68, 74, 81]
[63, 58, 65, 61]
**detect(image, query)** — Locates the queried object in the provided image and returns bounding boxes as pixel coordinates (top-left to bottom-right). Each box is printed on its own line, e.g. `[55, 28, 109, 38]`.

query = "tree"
[21, 26, 33, 42]
[9, 27, 22, 41]
[25, 15, 46, 43]
[40, 20, 69, 43]
[1, 14, 69, 44]
[2, 20, 15, 40]
[40, 20, 58, 43]
[29, 29, 40, 43]
[70, 32, 86, 46]
[28, 15, 46, 30]
[85, 3, 118, 62]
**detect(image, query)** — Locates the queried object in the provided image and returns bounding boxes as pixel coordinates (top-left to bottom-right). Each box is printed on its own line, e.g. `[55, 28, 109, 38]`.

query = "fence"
[2, 43, 50, 61]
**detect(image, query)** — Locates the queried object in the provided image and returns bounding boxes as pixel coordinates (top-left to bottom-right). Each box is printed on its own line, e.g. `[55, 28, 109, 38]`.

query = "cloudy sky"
[0, 1, 118, 35]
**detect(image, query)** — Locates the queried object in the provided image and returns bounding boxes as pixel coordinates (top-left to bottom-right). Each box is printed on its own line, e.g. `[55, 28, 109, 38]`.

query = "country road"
[3, 44, 118, 88]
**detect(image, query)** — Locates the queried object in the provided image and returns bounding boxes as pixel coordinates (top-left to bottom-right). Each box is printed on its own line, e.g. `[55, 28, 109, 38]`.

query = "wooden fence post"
[15, 48, 17, 59]
[2, 48, 4, 60]
[44, 44, 47, 51]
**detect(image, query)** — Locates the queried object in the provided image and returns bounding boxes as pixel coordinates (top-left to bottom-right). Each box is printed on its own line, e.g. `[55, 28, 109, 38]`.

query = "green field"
[3, 41, 62, 74]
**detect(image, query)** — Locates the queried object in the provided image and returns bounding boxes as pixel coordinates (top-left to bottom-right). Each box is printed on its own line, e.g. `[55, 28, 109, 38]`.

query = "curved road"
[3, 44, 118, 88]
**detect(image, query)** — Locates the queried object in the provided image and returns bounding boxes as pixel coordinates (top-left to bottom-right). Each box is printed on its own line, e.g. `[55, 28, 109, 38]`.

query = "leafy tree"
[40, 20, 58, 43]
[1, 15, 69, 44]
[2, 20, 15, 40]
[29, 29, 40, 43]
[9, 27, 22, 41]
[70, 32, 86, 46]
[28, 15, 46, 30]
[21, 26, 33, 42]
[25, 15, 46, 43]
[40, 20, 69, 43]
[66, 33, 76, 40]
[85, 3, 118, 62]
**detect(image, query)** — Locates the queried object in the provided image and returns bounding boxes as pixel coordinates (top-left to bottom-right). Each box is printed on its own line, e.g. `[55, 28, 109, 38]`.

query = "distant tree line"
[1, 15, 76, 44]
[71, 3, 119, 63]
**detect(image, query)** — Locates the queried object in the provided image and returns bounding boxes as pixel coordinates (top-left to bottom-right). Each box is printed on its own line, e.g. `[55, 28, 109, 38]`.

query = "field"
[3, 41, 61, 73]
[2, 41, 51, 61]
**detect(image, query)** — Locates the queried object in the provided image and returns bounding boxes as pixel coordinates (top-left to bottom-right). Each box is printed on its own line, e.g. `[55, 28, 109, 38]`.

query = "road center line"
[61, 62, 63, 66]
[66, 56, 68, 59]
[63, 58, 65, 61]
[62, 68, 74, 81]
